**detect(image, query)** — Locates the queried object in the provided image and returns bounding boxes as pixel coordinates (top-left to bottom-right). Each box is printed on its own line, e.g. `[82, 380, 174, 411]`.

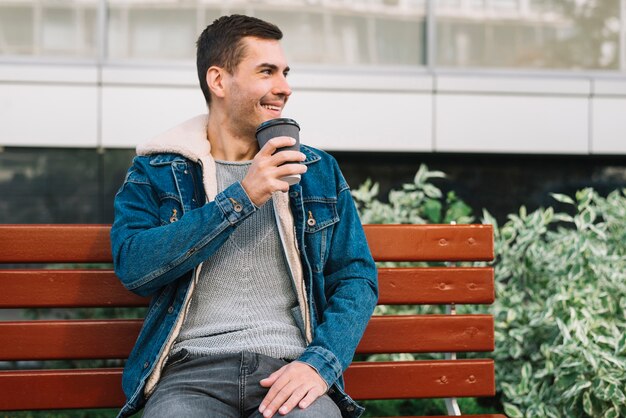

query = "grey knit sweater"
[171, 160, 307, 360]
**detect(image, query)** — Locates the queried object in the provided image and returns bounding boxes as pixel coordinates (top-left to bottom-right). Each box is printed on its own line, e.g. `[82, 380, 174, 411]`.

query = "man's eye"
[261, 69, 272, 75]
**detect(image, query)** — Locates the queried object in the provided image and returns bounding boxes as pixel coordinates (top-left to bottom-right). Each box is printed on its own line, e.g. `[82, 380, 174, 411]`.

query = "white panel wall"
[0, 63, 98, 147]
[286, 91, 432, 152]
[435, 75, 591, 154]
[436, 94, 589, 154]
[591, 79, 626, 154]
[0, 84, 98, 147]
[101, 86, 206, 148]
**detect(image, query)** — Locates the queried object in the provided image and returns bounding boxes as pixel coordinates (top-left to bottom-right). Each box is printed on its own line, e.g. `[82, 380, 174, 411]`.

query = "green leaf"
[605, 407, 619, 418]
[423, 199, 442, 223]
[422, 183, 442, 199]
[616, 333, 626, 356]
[562, 380, 591, 399]
[413, 164, 427, 185]
[503, 403, 524, 418]
[551, 193, 575, 205]
[582, 391, 593, 416]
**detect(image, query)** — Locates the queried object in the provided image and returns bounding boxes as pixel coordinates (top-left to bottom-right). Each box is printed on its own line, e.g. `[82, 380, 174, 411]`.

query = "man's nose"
[273, 75, 292, 97]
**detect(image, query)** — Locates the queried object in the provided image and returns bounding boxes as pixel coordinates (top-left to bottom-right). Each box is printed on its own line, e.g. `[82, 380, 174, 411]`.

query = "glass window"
[0, 1, 98, 58]
[436, 0, 622, 70]
[106, 0, 426, 66]
[0, 7, 34, 55]
[107, 2, 199, 61]
[257, 0, 426, 66]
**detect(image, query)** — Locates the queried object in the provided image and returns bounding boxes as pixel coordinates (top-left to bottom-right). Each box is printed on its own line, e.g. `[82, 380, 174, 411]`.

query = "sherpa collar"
[136, 114, 211, 161]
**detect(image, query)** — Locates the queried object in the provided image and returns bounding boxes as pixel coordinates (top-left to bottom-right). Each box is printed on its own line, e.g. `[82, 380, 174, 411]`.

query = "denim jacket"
[110, 115, 378, 418]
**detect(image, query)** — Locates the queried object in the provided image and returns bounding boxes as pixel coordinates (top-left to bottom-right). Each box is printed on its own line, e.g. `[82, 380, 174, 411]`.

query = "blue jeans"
[142, 350, 342, 418]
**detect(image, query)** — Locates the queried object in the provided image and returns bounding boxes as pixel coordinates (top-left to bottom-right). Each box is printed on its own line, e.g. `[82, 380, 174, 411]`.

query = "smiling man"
[111, 15, 378, 418]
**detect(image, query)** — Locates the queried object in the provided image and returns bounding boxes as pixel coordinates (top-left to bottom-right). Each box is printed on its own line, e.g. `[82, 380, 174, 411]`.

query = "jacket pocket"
[158, 194, 183, 225]
[303, 198, 339, 273]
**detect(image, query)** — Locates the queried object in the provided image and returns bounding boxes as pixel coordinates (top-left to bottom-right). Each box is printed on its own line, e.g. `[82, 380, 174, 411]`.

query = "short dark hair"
[196, 14, 283, 105]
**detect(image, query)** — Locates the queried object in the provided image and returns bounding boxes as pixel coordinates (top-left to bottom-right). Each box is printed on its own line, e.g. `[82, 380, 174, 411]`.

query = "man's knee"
[282, 395, 342, 418]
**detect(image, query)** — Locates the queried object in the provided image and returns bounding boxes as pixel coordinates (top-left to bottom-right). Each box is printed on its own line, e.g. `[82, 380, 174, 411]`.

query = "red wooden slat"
[0, 270, 149, 308]
[0, 320, 142, 360]
[364, 224, 493, 262]
[357, 315, 494, 354]
[344, 359, 495, 400]
[377, 267, 494, 305]
[0, 268, 492, 308]
[0, 369, 125, 410]
[0, 364, 502, 412]
[0, 315, 493, 360]
[0, 224, 494, 263]
[0, 225, 112, 263]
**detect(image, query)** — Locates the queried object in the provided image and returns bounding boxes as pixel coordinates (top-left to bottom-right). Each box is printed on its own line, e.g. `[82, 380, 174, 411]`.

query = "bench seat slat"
[0, 315, 493, 360]
[0, 368, 125, 411]
[0, 270, 149, 308]
[378, 267, 494, 305]
[0, 225, 112, 263]
[344, 360, 495, 400]
[364, 224, 494, 262]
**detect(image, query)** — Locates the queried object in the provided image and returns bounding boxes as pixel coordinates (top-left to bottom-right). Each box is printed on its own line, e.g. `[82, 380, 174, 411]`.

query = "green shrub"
[482, 188, 626, 418]
[353, 166, 626, 417]
[352, 164, 473, 225]
[353, 165, 501, 416]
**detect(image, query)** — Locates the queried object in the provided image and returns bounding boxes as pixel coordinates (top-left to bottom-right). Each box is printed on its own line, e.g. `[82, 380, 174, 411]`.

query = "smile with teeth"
[262, 104, 281, 111]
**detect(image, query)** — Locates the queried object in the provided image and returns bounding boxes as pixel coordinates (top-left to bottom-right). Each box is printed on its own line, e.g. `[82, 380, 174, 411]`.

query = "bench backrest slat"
[0, 315, 493, 361]
[0, 268, 493, 308]
[364, 224, 493, 261]
[0, 224, 493, 263]
[0, 359, 496, 411]
[0, 320, 141, 360]
[377, 267, 494, 304]
[0, 270, 148, 308]
[344, 359, 495, 399]
[0, 369, 125, 410]
[0, 225, 112, 263]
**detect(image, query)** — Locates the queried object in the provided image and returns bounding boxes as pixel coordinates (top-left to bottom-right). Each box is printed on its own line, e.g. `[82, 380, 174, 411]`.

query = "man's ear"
[207, 66, 227, 99]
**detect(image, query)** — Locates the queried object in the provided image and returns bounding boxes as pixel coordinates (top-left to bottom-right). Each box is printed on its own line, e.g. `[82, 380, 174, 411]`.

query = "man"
[111, 14, 377, 418]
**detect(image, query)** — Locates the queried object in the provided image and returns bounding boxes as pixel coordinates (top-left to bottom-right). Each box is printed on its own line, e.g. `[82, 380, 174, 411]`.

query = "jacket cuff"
[297, 345, 343, 390]
[215, 181, 257, 224]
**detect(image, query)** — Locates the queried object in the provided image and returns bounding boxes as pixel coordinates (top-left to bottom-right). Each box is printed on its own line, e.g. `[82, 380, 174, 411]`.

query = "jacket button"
[184, 170, 188, 174]
[307, 218, 316, 227]
[346, 405, 355, 412]
[289, 191, 298, 198]
[143, 361, 150, 369]
[167, 306, 174, 314]
[234, 204, 243, 212]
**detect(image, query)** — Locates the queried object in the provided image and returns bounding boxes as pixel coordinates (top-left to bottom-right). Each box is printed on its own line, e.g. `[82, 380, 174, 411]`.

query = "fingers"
[298, 388, 323, 409]
[258, 362, 327, 417]
[258, 136, 298, 157]
[259, 367, 283, 388]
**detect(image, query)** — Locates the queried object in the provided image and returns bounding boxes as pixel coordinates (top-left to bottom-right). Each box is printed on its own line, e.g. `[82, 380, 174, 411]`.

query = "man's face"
[222, 37, 292, 139]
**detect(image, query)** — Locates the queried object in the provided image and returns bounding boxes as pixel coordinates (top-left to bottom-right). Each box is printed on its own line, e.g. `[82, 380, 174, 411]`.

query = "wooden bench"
[0, 224, 505, 417]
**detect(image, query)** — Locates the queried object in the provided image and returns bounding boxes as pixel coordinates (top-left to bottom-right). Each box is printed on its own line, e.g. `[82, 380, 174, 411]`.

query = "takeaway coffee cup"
[255, 118, 301, 186]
